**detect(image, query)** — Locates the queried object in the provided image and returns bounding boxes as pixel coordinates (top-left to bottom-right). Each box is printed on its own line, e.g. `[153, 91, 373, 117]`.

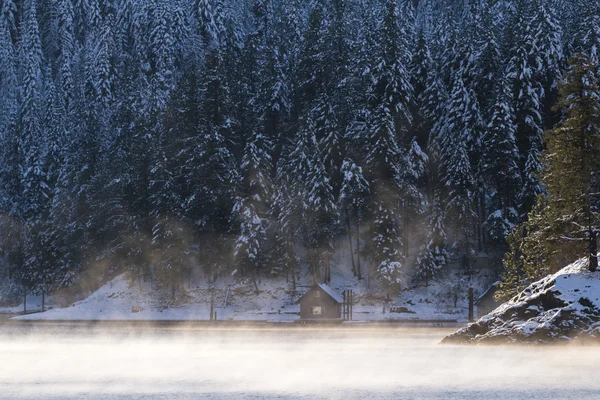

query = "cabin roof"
[297, 283, 344, 304]
[317, 283, 344, 303]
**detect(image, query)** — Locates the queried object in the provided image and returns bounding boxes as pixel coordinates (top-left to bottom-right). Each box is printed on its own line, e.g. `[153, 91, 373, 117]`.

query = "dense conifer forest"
[1, 0, 599, 302]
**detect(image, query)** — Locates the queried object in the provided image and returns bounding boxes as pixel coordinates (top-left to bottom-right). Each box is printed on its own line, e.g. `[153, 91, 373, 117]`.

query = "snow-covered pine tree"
[439, 75, 477, 267]
[0, 9, 20, 286]
[195, 0, 226, 51]
[471, 2, 502, 118]
[17, 1, 54, 299]
[410, 28, 433, 150]
[507, 1, 545, 215]
[314, 93, 343, 190]
[415, 196, 448, 286]
[295, 1, 324, 113]
[362, 0, 416, 282]
[233, 131, 272, 279]
[338, 158, 369, 280]
[580, 2, 600, 72]
[269, 142, 301, 286]
[149, 128, 188, 298]
[482, 76, 522, 244]
[184, 45, 239, 282]
[368, 0, 412, 138]
[295, 115, 337, 283]
[0, 10, 17, 138]
[530, 0, 564, 129]
[57, 0, 75, 111]
[370, 200, 403, 298]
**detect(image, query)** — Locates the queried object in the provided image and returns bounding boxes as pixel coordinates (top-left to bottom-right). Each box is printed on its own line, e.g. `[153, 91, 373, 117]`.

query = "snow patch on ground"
[14, 271, 490, 323]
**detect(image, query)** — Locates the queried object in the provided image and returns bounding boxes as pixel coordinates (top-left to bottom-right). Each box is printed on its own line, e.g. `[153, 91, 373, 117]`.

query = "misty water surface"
[1, 324, 599, 399]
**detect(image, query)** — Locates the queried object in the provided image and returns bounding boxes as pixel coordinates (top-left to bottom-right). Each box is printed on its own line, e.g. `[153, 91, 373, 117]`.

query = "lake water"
[1, 323, 599, 399]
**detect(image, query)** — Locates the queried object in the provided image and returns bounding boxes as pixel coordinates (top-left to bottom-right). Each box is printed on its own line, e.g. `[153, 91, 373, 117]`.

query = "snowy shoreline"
[3, 262, 481, 325]
[2, 317, 460, 327]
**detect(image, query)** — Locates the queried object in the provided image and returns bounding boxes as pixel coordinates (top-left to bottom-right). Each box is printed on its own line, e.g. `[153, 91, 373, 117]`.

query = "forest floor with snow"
[2, 260, 497, 323]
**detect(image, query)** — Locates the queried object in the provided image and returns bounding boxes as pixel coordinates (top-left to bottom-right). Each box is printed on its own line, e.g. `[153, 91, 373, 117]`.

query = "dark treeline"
[0, 0, 599, 302]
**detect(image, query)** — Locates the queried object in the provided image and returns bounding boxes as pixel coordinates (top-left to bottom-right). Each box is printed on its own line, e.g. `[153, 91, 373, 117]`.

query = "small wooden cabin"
[297, 283, 343, 320]
[476, 282, 501, 318]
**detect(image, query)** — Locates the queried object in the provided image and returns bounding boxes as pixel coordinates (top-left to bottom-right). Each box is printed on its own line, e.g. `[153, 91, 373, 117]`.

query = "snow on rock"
[443, 257, 600, 345]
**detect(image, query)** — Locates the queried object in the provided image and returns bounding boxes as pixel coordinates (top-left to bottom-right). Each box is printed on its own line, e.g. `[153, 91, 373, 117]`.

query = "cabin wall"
[299, 288, 341, 319]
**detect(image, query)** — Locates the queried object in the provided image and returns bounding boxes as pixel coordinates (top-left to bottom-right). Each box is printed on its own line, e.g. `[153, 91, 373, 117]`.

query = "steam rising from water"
[1, 326, 600, 399]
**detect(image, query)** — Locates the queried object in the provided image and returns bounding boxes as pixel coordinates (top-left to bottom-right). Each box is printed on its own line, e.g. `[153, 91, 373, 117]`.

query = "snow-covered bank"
[12, 266, 485, 323]
[443, 258, 600, 345]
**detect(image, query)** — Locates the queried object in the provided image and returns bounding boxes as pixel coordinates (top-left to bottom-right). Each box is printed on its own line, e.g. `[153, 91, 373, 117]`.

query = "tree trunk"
[476, 193, 483, 252]
[356, 219, 362, 280]
[590, 230, 598, 272]
[347, 213, 356, 277]
[480, 192, 487, 253]
[403, 200, 408, 257]
[171, 270, 176, 301]
[291, 254, 296, 291]
[289, 233, 296, 290]
[252, 273, 259, 294]
[23, 290, 26, 314]
[41, 292, 45, 312]
[210, 290, 214, 321]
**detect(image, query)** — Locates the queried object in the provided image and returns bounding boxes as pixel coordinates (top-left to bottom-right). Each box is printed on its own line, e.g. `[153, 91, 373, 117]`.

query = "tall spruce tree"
[542, 54, 600, 272]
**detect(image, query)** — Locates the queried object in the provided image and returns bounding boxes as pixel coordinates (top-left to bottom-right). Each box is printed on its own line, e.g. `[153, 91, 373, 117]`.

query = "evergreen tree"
[482, 77, 522, 243]
[233, 131, 272, 278]
[18, 0, 47, 295]
[507, 1, 545, 215]
[416, 197, 448, 286]
[0, 0, 595, 304]
[541, 54, 600, 272]
[439, 75, 477, 264]
[338, 158, 369, 279]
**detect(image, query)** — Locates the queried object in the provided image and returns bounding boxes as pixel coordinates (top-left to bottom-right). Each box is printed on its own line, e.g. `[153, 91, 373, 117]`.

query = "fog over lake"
[1, 325, 599, 400]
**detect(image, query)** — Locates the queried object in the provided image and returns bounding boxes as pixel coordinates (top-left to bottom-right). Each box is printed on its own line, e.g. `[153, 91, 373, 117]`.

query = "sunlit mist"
[2, 326, 600, 400]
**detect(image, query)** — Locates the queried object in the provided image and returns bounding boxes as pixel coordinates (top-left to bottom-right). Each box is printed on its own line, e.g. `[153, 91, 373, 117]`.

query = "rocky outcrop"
[443, 258, 600, 345]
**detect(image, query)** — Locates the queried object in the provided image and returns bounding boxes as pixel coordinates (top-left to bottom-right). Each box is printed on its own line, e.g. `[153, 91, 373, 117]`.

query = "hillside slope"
[13, 261, 491, 323]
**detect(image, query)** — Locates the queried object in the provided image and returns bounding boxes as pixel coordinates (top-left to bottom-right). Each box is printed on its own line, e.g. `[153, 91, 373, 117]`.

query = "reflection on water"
[1, 324, 599, 399]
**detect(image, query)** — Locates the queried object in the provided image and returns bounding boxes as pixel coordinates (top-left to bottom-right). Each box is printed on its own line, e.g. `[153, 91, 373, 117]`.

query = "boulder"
[443, 257, 600, 345]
